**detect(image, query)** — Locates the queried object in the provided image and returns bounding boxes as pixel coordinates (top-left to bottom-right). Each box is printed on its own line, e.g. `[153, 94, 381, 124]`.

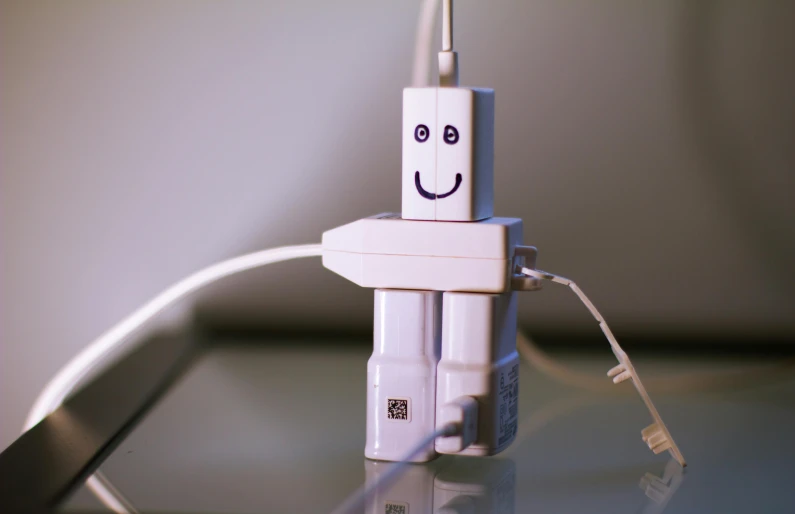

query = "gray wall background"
[1, 0, 793, 450]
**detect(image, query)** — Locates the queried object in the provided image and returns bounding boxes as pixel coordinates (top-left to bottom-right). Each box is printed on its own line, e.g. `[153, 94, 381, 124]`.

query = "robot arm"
[518, 266, 686, 466]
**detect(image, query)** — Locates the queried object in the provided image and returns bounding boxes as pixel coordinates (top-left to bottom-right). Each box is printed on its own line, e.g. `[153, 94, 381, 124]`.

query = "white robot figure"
[323, 1, 537, 462]
[323, 0, 684, 467]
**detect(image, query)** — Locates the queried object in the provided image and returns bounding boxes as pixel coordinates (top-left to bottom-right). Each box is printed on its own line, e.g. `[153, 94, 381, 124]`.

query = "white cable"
[330, 423, 459, 514]
[437, 0, 458, 87]
[411, 0, 440, 87]
[441, 0, 453, 51]
[22, 243, 323, 512]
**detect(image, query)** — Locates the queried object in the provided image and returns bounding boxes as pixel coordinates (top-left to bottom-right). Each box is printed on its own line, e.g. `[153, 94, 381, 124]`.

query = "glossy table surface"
[60, 339, 795, 513]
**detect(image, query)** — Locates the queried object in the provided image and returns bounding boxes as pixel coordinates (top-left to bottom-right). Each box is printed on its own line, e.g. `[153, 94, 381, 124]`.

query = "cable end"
[439, 51, 459, 87]
[436, 396, 478, 453]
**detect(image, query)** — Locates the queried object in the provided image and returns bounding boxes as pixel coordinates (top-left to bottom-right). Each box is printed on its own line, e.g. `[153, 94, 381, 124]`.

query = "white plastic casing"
[402, 87, 495, 221]
[322, 214, 523, 293]
[436, 292, 520, 456]
[366, 289, 442, 463]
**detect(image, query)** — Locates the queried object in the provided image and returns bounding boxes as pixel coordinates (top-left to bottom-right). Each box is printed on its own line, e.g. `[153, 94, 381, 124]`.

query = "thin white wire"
[23, 243, 322, 431]
[411, 0, 440, 87]
[21, 243, 323, 512]
[330, 423, 459, 514]
[441, 0, 453, 51]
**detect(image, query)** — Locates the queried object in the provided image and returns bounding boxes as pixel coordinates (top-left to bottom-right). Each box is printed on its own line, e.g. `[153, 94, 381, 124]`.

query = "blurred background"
[1, 0, 793, 451]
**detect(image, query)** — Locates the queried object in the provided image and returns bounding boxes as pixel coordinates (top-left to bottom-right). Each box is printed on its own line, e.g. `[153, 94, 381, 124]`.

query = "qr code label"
[387, 398, 410, 422]
[385, 501, 408, 514]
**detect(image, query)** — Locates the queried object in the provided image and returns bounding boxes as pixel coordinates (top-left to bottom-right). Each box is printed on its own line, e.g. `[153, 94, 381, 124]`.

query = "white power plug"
[366, 289, 442, 462]
[436, 292, 519, 456]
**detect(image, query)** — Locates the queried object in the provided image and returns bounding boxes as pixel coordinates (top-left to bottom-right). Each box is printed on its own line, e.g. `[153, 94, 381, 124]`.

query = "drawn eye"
[414, 124, 430, 143]
[443, 125, 459, 145]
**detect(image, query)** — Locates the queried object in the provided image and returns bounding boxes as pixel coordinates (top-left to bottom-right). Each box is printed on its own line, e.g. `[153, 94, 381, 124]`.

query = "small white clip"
[607, 363, 632, 384]
[642, 423, 673, 455]
[516, 265, 687, 467]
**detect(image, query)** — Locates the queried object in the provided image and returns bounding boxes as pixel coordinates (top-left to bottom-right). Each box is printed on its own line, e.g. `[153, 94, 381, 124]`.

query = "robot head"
[401, 87, 495, 222]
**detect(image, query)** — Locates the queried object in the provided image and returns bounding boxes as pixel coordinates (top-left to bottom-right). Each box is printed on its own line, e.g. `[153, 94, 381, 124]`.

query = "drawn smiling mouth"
[415, 171, 462, 200]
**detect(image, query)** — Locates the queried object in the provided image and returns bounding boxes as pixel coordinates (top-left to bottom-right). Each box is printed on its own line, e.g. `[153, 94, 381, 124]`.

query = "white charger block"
[402, 87, 495, 222]
[436, 292, 520, 456]
[322, 214, 523, 293]
[366, 289, 442, 463]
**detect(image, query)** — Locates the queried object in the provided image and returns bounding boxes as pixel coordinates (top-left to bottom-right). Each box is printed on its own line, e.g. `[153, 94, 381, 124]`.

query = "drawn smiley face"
[401, 87, 494, 221]
[413, 123, 462, 200]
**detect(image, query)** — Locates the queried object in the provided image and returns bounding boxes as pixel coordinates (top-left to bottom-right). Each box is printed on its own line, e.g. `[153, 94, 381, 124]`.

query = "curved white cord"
[22, 243, 323, 512]
[23, 244, 322, 431]
[411, 0, 440, 87]
[330, 423, 459, 514]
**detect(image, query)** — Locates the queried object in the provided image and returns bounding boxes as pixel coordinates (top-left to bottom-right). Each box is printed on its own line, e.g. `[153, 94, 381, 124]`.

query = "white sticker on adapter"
[386, 397, 411, 422]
